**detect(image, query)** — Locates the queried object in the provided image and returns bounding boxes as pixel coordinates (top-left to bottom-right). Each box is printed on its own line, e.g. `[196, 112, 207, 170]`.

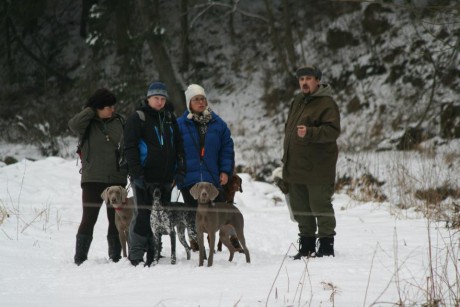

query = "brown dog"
[218, 174, 244, 252]
[101, 186, 133, 258]
[223, 173, 243, 203]
[190, 182, 250, 267]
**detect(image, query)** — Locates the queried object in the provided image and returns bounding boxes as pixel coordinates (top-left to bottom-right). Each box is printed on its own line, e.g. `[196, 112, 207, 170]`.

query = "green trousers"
[288, 183, 336, 238]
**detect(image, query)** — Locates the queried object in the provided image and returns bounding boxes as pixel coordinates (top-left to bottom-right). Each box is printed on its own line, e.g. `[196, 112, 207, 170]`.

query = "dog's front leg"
[170, 229, 176, 265]
[208, 232, 216, 267]
[119, 231, 127, 258]
[176, 224, 191, 260]
[152, 233, 161, 265]
[197, 229, 206, 267]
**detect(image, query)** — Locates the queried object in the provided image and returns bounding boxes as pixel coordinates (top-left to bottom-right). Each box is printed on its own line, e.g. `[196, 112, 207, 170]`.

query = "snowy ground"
[0, 153, 459, 306]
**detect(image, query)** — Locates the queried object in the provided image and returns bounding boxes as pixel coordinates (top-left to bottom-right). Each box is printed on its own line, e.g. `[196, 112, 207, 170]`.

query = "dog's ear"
[190, 184, 199, 200]
[208, 184, 220, 201]
[101, 187, 110, 203]
[119, 186, 127, 203]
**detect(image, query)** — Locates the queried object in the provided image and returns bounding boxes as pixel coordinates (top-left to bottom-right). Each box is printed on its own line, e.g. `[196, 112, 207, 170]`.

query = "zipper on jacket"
[154, 126, 164, 146]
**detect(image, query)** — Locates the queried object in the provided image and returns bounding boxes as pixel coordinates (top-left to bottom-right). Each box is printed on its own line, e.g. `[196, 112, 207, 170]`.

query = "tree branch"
[6, 15, 72, 84]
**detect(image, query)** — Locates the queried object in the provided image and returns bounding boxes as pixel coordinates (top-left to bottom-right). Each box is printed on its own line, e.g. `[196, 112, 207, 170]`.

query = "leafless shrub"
[415, 184, 460, 204]
[0, 199, 9, 226]
[336, 173, 387, 202]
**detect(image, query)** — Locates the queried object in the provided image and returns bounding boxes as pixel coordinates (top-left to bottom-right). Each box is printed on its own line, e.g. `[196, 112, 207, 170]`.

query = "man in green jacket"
[282, 65, 340, 259]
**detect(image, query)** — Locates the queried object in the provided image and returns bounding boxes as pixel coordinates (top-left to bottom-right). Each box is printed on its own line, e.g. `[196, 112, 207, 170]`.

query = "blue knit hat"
[146, 82, 168, 98]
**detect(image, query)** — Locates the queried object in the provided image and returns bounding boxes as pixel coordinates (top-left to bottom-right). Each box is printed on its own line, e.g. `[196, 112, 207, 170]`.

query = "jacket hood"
[307, 84, 333, 98]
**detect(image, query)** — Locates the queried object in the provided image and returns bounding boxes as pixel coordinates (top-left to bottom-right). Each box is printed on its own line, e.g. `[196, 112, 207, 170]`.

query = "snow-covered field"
[0, 147, 459, 306]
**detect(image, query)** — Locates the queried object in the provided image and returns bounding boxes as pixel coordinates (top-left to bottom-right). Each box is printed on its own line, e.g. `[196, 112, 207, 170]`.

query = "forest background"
[0, 0, 459, 183]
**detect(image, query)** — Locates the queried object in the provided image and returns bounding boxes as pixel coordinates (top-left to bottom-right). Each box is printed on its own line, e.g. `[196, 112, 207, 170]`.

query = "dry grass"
[336, 173, 388, 203]
[0, 200, 9, 226]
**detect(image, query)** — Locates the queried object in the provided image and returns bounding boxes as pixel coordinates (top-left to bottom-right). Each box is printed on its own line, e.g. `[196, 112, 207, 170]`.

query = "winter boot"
[292, 236, 316, 260]
[74, 234, 93, 266]
[128, 232, 148, 266]
[145, 234, 159, 267]
[107, 235, 122, 263]
[316, 237, 335, 257]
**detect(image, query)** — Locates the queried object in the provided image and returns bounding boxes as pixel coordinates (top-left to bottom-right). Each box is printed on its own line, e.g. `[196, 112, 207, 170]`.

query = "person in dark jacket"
[124, 81, 185, 266]
[282, 65, 341, 259]
[176, 84, 235, 251]
[68, 88, 128, 265]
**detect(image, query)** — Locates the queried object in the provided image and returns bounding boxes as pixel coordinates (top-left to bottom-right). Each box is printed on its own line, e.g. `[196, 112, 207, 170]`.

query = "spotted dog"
[148, 184, 191, 265]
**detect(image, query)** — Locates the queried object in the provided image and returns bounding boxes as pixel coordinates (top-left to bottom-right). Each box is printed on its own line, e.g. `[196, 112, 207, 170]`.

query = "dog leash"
[185, 122, 224, 191]
[125, 180, 132, 194]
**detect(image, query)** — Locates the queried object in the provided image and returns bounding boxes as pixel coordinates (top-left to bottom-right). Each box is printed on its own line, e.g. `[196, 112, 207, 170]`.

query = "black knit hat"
[85, 88, 116, 109]
[295, 65, 322, 80]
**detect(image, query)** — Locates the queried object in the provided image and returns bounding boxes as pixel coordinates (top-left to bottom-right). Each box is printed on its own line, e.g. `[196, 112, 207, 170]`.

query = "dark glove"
[175, 172, 185, 186]
[275, 177, 289, 194]
[133, 176, 146, 190]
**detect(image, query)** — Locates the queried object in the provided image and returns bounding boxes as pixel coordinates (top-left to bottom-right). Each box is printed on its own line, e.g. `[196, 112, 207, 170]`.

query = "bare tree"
[263, 0, 291, 76]
[282, 0, 297, 70]
[180, 0, 190, 72]
[137, 0, 186, 114]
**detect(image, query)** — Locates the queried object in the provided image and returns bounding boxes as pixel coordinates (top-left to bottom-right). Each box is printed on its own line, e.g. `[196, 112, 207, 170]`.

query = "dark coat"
[123, 105, 184, 183]
[68, 107, 127, 185]
[176, 110, 234, 189]
[282, 84, 340, 185]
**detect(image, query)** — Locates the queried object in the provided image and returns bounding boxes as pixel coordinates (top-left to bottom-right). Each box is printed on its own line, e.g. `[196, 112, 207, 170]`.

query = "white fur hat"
[185, 84, 211, 119]
[185, 84, 206, 107]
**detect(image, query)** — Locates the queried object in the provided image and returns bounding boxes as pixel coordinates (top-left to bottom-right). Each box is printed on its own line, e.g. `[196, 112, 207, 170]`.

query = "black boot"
[317, 237, 335, 257]
[107, 235, 122, 263]
[145, 234, 155, 267]
[128, 232, 148, 266]
[292, 236, 316, 260]
[74, 234, 93, 266]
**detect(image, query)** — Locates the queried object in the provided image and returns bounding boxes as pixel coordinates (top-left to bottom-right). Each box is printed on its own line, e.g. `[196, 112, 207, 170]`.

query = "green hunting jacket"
[282, 84, 340, 185]
[68, 107, 127, 185]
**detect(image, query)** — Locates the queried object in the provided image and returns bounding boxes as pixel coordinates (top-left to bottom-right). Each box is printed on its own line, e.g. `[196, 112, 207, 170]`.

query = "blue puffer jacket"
[177, 110, 234, 189]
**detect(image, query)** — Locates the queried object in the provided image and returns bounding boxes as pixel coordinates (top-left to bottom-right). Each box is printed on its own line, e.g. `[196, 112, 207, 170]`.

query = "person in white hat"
[176, 84, 235, 251]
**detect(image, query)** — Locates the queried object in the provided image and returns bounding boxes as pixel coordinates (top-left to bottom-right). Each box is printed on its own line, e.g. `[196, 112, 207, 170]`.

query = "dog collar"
[114, 201, 127, 211]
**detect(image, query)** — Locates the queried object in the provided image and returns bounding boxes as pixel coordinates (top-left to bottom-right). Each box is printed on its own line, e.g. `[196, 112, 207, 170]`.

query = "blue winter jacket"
[177, 110, 234, 189]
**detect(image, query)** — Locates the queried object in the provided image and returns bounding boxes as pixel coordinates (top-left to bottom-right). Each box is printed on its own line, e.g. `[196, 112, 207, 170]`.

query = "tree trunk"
[180, 0, 189, 72]
[282, 0, 296, 70]
[263, 0, 290, 77]
[138, 0, 186, 115]
[80, 0, 96, 38]
[114, 0, 131, 55]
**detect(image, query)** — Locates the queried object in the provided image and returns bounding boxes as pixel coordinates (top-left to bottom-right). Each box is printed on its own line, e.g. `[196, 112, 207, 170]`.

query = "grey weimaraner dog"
[101, 186, 133, 258]
[190, 182, 250, 267]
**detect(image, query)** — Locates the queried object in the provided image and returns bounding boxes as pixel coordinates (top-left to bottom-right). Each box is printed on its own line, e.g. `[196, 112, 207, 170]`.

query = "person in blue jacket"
[123, 81, 185, 266]
[177, 84, 235, 251]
